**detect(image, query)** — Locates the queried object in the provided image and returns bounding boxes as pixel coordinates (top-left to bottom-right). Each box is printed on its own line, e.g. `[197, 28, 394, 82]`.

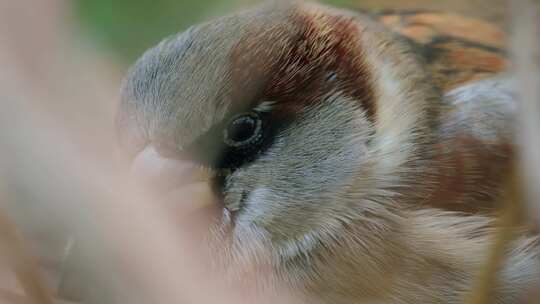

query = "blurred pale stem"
[512, 0, 540, 227]
[467, 1, 540, 303]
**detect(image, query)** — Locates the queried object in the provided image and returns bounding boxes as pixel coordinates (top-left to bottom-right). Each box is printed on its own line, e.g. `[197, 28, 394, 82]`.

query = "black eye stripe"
[184, 111, 265, 168]
[184, 105, 292, 172]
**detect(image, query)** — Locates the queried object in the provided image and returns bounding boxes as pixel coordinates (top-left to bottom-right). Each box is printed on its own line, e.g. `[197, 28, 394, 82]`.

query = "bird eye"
[223, 112, 263, 148]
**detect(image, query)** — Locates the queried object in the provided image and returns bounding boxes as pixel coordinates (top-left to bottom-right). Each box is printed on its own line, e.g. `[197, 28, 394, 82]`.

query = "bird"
[116, 1, 539, 303]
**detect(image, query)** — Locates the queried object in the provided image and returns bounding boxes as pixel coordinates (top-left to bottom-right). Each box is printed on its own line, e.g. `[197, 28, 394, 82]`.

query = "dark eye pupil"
[224, 113, 262, 147]
[228, 117, 256, 142]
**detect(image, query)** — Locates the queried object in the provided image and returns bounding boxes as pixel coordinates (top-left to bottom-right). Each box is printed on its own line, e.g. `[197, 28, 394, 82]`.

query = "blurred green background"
[74, 0, 513, 64]
[74, 0, 354, 63]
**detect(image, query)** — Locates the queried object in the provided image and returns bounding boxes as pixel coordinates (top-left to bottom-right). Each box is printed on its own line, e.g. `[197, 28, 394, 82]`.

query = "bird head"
[117, 0, 439, 295]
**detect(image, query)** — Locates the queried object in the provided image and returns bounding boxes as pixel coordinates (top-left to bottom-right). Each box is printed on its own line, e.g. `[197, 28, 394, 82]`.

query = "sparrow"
[116, 1, 539, 303]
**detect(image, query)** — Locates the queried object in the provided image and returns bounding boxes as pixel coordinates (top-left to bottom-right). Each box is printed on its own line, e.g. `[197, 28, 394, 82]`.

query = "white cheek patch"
[278, 230, 319, 261]
[376, 62, 424, 137]
[370, 62, 424, 174]
[236, 187, 274, 226]
[247, 187, 271, 206]
[231, 186, 282, 260]
[237, 187, 336, 261]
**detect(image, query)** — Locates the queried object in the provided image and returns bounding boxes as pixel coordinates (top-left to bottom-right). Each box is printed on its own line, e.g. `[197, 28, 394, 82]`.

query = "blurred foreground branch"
[466, 1, 540, 304]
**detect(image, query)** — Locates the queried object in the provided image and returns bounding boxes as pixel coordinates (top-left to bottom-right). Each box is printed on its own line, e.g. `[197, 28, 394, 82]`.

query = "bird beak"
[131, 145, 215, 193]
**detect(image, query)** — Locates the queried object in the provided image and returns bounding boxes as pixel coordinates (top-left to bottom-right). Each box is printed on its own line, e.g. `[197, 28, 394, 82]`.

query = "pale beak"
[130, 145, 219, 215]
[131, 146, 213, 193]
